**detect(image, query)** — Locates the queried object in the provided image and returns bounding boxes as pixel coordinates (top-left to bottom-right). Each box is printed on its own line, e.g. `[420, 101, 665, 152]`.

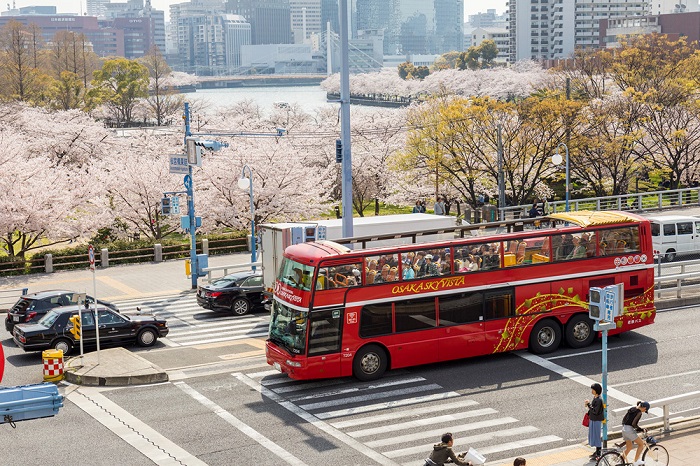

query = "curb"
[62, 348, 168, 386]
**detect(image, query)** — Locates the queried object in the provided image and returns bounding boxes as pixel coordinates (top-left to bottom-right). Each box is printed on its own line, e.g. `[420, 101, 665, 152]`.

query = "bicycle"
[595, 429, 669, 466]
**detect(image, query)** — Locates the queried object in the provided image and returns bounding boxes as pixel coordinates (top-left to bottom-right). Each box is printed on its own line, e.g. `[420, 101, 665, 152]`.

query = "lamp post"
[238, 165, 256, 271]
[552, 143, 570, 212]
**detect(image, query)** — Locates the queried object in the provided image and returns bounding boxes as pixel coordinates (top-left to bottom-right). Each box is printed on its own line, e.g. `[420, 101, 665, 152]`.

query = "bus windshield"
[277, 258, 315, 291]
[269, 301, 308, 355]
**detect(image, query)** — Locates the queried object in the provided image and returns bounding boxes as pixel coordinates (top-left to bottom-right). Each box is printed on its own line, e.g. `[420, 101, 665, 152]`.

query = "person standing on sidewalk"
[585, 383, 604, 460]
[434, 196, 446, 215]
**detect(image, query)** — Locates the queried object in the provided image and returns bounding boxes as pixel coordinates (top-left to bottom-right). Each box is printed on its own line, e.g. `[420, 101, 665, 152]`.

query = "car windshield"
[277, 258, 315, 292]
[269, 301, 308, 355]
[38, 310, 60, 327]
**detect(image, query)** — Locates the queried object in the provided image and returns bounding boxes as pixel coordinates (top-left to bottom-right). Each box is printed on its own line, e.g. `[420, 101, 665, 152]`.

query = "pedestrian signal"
[161, 197, 171, 215]
[589, 287, 603, 321]
[335, 139, 342, 163]
[69, 315, 81, 340]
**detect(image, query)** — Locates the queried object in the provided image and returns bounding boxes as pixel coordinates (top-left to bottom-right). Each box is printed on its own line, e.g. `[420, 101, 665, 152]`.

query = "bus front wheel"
[529, 319, 562, 354]
[353, 345, 387, 381]
[565, 314, 595, 349]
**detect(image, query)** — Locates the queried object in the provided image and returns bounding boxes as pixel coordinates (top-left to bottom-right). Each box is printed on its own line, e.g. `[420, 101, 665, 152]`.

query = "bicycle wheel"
[642, 443, 669, 466]
[596, 451, 626, 465]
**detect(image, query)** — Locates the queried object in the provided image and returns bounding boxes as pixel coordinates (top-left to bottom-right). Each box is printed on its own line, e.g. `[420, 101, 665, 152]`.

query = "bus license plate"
[273, 362, 281, 372]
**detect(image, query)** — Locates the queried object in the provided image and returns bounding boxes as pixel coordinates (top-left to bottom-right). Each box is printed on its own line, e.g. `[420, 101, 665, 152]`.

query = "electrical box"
[196, 254, 208, 277]
[317, 225, 327, 241]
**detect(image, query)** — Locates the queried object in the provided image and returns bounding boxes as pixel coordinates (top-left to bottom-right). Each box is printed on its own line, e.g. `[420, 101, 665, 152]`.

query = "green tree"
[413, 65, 430, 80]
[398, 61, 416, 80]
[48, 71, 85, 111]
[139, 46, 183, 126]
[88, 58, 149, 125]
[478, 40, 499, 68]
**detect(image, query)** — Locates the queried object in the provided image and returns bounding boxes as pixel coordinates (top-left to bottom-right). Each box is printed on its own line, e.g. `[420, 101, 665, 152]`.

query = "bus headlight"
[286, 359, 302, 367]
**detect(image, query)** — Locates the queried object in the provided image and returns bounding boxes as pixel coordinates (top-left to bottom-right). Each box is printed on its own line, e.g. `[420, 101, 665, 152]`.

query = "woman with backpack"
[622, 401, 651, 465]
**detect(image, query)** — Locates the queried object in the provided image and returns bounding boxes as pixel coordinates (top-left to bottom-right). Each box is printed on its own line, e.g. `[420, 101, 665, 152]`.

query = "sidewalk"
[489, 419, 700, 465]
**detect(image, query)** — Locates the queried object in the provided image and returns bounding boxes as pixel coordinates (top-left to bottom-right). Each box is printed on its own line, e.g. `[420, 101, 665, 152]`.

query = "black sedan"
[196, 271, 266, 316]
[12, 306, 169, 356]
[5, 290, 118, 332]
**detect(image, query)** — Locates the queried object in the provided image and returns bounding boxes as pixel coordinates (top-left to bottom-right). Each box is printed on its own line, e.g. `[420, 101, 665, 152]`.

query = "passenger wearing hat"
[621, 401, 650, 465]
[425, 254, 440, 277]
[584, 383, 604, 460]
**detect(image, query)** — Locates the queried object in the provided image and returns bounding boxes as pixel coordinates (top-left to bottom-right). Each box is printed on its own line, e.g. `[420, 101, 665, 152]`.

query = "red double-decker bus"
[266, 211, 656, 381]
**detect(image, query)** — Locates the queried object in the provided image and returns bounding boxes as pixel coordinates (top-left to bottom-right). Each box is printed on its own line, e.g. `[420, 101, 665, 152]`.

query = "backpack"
[622, 407, 640, 426]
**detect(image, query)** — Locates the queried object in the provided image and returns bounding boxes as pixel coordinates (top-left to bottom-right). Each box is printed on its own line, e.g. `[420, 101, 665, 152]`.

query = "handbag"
[582, 412, 590, 427]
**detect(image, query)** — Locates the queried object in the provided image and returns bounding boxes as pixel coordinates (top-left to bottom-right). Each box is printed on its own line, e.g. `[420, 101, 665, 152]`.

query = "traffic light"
[161, 197, 171, 215]
[335, 139, 342, 163]
[186, 137, 229, 167]
[69, 315, 81, 340]
[588, 287, 603, 321]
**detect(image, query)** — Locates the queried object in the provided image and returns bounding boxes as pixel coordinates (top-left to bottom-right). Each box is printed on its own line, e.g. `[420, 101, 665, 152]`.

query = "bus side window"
[483, 290, 514, 319]
[359, 303, 392, 337]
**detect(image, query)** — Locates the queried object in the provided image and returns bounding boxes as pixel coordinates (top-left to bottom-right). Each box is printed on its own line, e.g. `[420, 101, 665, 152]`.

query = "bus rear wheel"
[565, 314, 595, 349]
[529, 319, 561, 354]
[353, 345, 387, 381]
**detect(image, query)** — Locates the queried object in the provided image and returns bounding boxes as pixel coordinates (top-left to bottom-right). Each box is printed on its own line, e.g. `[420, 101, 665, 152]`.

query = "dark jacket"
[623, 407, 644, 431]
[588, 396, 604, 422]
[427, 443, 470, 466]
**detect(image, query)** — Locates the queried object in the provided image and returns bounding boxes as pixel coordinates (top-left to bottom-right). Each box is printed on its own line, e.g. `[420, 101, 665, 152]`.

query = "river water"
[190, 85, 333, 114]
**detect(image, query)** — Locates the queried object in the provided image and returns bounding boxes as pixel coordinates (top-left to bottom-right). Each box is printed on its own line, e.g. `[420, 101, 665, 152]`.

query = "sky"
[4, 1, 508, 22]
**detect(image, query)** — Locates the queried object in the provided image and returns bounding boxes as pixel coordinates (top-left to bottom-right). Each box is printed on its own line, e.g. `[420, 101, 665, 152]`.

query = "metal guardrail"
[202, 262, 261, 283]
[0, 287, 28, 309]
[654, 257, 700, 299]
[612, 391, 700, 432]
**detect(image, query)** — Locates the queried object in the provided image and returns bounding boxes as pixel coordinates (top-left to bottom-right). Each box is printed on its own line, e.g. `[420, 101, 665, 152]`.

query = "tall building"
[509, 0, 648, 62]
[222, 14, 251, 69]
[355, 0, 391, 53]
[169, 0, 226, 73]
[100, 0, 166, 56]
[434, 0, 463, 52]
[384, 0, 463, 55]
[225, 0, 292, 45]
[87, 0, 110, 16]
[647, 0, 699, 14]
[321, 0, 339, 33]
[289, 0, 322, 43]
[467, 8, 508, 29]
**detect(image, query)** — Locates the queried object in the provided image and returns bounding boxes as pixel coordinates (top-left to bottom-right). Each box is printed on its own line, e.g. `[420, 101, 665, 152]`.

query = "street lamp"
[552, 143, 570, 212]
[238, 165, 256, 271]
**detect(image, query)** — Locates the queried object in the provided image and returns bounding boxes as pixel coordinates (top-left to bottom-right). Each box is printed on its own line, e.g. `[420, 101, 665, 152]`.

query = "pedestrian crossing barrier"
[42, 349, 64, 382]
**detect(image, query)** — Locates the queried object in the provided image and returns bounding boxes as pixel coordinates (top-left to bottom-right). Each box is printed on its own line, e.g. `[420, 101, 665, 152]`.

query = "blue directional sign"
[184, 175, 192, 191]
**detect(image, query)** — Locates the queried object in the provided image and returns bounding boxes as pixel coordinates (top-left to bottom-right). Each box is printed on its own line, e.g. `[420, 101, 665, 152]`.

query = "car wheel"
[529, 319, 562, 354]
[353, 344, 388, 381]
[231, 298, 251, 316]
[565, 314, 596, 348]
[52, 338, 73, 356]
[665, 250, 676, 262]
[137, 328, 158, 347]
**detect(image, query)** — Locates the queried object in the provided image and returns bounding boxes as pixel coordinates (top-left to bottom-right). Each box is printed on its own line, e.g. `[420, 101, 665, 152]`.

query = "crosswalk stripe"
[370, 417, 520, 450]
[288, 377, 426, 402]
[315, 391, 461, 420]
[176, 331, 269, 346]
[477, 434, 562, 454]
[299, 384, 443, 411]
[347, 408, 498, 438]
[383, 424, 533, 458]
[329, 399, 480, 429]
[248, 369, 285, 379]
[168, 321, 266, 337]
[266, 378, 348, 392]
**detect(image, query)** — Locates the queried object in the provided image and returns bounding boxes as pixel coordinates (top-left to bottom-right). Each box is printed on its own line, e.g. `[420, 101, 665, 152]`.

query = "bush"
[0, 254, 29, 276]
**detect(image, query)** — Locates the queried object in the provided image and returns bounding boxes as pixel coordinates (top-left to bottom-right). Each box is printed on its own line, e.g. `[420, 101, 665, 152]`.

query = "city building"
[1, 5, 56, 16]
[240, 43, 316, 73]
[87, 0, 110, 16]
[169, 1, 226, 73]
[647, 0, 699, 14]
[222, 14, 251, 69]
[466, 8, 508, 29]
[471, 27, 509, 62]
[289, 0, 322, 43]
[508, 0, 648, 62]
[600, 11, 700, 48]
[225, 0, 293, 45]
[321, 0, 339, 33]
[324, 27, 383, 73]
[99, 0, 166, 57]
[354, 0, 391, 52]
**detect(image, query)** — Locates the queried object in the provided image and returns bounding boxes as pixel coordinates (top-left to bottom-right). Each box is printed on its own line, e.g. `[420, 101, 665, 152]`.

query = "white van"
[647, 215, 700, 261]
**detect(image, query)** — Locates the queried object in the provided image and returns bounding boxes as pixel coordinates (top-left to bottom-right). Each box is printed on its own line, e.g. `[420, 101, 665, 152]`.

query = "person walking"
[424, 432, 472, 466]
[412, 200, 423, 213]
[585, 383, 604, 460]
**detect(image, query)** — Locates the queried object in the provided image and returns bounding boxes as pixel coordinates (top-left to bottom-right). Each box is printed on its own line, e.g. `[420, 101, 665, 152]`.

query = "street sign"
[184, 174, 192, 190]
[169, 155, 190, 174]
[88, 245, 95, 271]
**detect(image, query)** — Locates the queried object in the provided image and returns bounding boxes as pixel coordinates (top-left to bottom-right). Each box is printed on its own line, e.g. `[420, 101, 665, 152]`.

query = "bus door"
[482, 288, 519, 352]
[437, 292, 485, 360]
[305, 307, 344, 379]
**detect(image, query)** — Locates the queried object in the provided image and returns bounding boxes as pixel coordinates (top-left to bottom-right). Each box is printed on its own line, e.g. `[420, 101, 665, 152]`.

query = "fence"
[612, 391, 700, 432]
[0, 237, 247, 277]
[0, 287, 28, 309]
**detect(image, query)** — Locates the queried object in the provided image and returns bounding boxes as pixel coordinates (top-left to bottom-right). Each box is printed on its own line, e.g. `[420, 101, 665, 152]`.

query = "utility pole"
[339, 0, 353, 238]
[184, 103, 198, 290]
[497, 124, 505, 220]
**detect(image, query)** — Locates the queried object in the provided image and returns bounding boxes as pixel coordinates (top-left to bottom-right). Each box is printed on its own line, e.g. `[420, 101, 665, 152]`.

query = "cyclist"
[621, 401, 650, 465]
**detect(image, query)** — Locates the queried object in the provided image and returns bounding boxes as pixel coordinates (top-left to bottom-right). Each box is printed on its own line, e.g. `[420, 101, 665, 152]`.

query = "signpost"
[169, 155, 190, 174]
[589, 283, 623, 448]
[88, 245, 100, 364]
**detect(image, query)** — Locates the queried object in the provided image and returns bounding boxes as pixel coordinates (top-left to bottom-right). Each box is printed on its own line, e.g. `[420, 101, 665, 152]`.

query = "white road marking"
[315, 391, 461, 420]
[298, 384, 444, 410]
[174, 381, 306, 466]
[288, 376, 426, 402]
[518, 352, 664, 417]
[233, 372, 400, 466]
[329, 399, 479, 429]
[347, 408, 497, 438]
[67, 387, 207, 466]
[611, 368, 700, 387]
[366, 417, 519, 449]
